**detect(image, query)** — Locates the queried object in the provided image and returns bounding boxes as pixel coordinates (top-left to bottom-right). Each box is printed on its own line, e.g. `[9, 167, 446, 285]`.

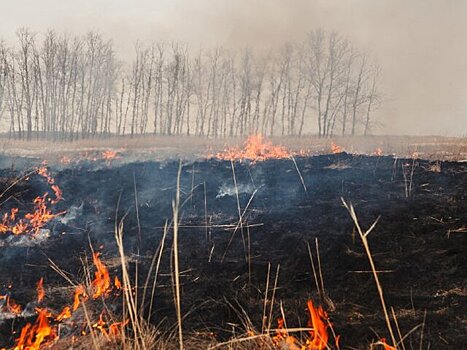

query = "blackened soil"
[0, 153, 466, 349]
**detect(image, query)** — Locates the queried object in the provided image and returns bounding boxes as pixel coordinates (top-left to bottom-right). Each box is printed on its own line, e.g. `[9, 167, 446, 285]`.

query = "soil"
[0, 153, 465, 349]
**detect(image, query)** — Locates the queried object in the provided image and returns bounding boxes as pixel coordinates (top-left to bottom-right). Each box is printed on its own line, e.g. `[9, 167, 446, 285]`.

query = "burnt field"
[0, 151, 466, 349]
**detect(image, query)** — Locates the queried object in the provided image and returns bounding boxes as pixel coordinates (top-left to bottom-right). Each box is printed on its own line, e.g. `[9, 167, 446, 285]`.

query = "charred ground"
[0, 153, 466, 349]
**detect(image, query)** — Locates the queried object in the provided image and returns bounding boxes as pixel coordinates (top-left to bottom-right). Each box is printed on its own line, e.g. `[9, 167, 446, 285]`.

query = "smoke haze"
[1, 0, 466, 136]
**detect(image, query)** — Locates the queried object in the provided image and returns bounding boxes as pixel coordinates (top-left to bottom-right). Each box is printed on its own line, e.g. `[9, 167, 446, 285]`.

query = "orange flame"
[305, 300, 329, 350]
[14, 308, 56, 350]
[55, 306, 71, 321]
[0, 295, 22, 315]
[92, 311, 128, 340]
[72, 285, 87, 311]
[91, 252, 111, 299]
[213, 135, 292, 162]
[102, 150, 118, 165]
[114, 276, 122, 290]
[36, 278, 45, 304]
[331, 142, 344, 154]
[378, 338, 397, 350]
[374, 148, 383, 156]
[0, 167, 64, 236]
[273, 300, 337, 350]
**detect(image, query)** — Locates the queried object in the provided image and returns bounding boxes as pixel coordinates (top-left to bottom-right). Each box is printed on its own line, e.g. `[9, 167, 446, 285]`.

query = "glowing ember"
[13, 308, 56, 350]
[213, 135, 293, 162]
[36, 278, 45, 304]
[331, 142, 344, 154]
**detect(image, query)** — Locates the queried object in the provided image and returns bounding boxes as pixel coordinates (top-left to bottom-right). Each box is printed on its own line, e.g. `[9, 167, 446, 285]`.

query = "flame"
[91, 252, 111, 299]
[102, 150, 118, 165]
[273, 318, 302, 350]
[378, 339, 397, 350]
[14, 308, 56, 350]
[3, 254, 126, 347]
[331, 142, 344, 154]
[0, 295, 22, 315]
[0, 167, 64, 236]
[213, 135, 293, 162]
[92, 311, 128, 340]
[72, 285, 87, 311]
[273, 300, 337, 350]
[305, 300, 329, 350]
[36, 278, 45, 304]
[374, 148, 383, 156]
[114, 276, 122, 290]
[55, 306, 71, 321]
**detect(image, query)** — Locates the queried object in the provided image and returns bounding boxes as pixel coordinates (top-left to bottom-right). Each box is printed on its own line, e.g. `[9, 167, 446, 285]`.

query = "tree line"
[0, 28, 381, 140]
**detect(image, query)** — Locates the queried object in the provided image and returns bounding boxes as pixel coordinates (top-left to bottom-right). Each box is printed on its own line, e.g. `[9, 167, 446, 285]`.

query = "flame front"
[213, 135, 293, 162]
[331, 142, 344, 154]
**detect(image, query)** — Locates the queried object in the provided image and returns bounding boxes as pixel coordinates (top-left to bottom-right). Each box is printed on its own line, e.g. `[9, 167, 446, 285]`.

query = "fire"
[9, 254, 124, 348]
[273, 300, 338, 350]
[36, 278, 45, 304]
[213, 135, 293, 162]
[273, 318, 302, 350]
[114, 276, 122, 290]
[55, 306, 71, 321]
[25, 194, 59, 234]
[92, 311, 128, 340]
[305, 300, 329, 350]
[72, 285, 87, 311]
[0, 167, 64, 236]
[91, 252, 111, 299]
[374, 148, 383, 156]
[378, 338, 397, 350]
[331, 142, 344, 154]
[0, 295, 22, 315]
[102, 150, 118, 164]
[14, 308, 56, 350]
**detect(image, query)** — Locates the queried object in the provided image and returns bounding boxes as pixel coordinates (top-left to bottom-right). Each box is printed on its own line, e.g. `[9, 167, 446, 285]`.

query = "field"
[0, 135, 465, 350]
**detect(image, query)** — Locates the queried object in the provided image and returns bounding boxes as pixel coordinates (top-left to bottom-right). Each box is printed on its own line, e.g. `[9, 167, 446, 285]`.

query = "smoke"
[0, 0, 466, 136]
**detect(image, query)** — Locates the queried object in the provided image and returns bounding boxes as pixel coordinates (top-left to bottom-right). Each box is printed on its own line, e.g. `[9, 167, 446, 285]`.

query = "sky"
[0, 0, 466, 136]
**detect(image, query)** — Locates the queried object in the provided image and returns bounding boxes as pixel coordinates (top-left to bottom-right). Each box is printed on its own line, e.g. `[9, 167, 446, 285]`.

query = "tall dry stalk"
[172, 161, 184, 350]
[341, 198, 397, 348]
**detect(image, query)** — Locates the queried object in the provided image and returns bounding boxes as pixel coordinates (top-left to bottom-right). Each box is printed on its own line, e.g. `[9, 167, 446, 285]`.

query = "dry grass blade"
[341, 197, 397, 348]
[172, 161, 184, 350]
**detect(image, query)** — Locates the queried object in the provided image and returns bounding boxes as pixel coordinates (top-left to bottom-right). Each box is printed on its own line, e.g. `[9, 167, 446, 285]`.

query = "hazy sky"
[1, 0, 466, 136]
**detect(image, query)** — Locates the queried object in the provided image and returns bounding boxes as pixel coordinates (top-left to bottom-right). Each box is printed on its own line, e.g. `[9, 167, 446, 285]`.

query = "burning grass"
[0, 145, 465, 349]
[211, 135, 297, 162]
